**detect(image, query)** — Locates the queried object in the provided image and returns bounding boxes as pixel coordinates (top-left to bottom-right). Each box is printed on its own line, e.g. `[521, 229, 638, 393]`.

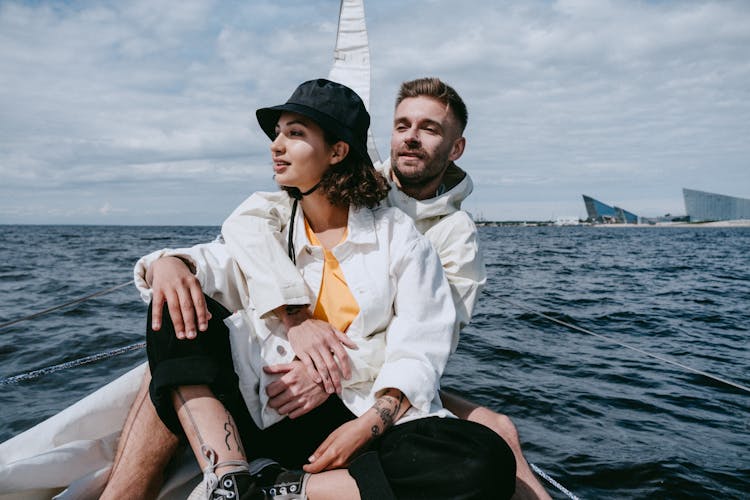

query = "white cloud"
[1, 0, 748, 223]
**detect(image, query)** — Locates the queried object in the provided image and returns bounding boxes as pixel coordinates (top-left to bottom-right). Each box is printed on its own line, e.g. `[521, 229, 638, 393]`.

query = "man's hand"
[276, 306, 357, 394]
[302, 412, 376, 473]
[148, 256, 210, 339]
[264, 361, 329, 419]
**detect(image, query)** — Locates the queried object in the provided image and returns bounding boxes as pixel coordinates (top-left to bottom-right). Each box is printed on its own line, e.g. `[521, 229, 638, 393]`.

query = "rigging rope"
[0, 341, 145, 385]
[492, 293, 750, 395]
[0, 280, 134, 330]
[0, 280, 141, 385]
[530, 463, 580, 500]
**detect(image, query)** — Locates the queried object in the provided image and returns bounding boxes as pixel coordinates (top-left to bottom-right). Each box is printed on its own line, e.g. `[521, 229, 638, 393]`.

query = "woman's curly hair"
[283, 130, 389, 209]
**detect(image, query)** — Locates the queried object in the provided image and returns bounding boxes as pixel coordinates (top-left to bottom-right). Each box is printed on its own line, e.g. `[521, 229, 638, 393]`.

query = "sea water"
[0, 224, 748, 498]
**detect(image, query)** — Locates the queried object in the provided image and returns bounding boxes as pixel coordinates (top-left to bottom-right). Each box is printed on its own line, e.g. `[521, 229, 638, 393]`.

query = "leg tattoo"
[223, 408, 245, 454]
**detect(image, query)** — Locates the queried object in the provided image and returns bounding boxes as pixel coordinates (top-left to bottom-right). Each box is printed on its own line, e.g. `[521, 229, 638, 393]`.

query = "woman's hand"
[302, 412, 377, 473]
[148, 256, 210, 339]
[264, 361, 329, 418]
[302, 388, 411, 473]
[276, 306, 357, 394]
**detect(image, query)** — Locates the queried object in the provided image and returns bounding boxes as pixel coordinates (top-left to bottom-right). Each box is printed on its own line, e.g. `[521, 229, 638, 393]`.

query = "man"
[102, 78, 549, 499]
[382, 78, 550, 499]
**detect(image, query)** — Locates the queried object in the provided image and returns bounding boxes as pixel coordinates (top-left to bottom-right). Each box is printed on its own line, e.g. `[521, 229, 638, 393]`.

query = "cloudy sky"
[1, 0, 748, 224]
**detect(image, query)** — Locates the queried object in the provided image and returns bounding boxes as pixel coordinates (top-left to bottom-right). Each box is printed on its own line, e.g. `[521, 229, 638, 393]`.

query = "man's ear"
[331, 141, 350, 165]
[449, 136, 466, 162]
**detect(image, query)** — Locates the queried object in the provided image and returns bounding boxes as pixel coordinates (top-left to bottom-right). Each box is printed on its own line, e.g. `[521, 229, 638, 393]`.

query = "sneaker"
[249, 458, 310, 500]
[188, 468, 265, 500]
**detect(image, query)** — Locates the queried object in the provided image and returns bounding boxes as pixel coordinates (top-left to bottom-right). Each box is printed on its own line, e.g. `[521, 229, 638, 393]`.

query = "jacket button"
[276, 345, 286, 356]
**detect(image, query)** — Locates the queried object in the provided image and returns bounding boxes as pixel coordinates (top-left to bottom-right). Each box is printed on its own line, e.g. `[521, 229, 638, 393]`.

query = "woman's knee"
[147, 294, 230, 332]
[145, 294, 235, 416]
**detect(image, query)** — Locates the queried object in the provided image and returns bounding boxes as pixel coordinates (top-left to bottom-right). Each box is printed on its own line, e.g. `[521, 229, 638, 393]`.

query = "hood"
[377, 160, 474, 224]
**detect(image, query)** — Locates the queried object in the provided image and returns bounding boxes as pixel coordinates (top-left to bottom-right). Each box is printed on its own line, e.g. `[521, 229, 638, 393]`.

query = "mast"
[328, 0, 381, 162]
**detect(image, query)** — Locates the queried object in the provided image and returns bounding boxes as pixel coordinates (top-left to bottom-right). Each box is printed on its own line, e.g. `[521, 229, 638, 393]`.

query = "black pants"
[147, 295, 516, 499]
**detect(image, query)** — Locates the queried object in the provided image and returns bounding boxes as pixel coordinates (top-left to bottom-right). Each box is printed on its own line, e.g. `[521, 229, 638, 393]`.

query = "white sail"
[327, 0, 381, 163]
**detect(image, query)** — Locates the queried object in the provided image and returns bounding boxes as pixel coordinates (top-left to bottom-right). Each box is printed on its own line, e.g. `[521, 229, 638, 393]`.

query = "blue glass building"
[582, 195, 639, 224]
[683, 188, 750, 222]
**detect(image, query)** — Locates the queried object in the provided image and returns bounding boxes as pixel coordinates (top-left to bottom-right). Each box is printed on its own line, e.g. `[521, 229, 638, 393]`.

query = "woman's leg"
[173, 385, 247, 476]
[147, 295, 264, 498]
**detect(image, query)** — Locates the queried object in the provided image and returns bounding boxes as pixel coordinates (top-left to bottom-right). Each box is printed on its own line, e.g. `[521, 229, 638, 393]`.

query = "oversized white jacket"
[222, 161, 486, 352]
[134, 202, 456, 429]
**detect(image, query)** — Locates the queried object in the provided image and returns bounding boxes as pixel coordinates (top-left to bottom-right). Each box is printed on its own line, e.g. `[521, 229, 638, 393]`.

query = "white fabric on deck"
[0, 363, 201, 499]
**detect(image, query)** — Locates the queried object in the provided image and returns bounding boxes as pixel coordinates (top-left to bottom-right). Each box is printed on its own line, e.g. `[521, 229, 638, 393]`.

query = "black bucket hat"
[256, 78, 373, 166]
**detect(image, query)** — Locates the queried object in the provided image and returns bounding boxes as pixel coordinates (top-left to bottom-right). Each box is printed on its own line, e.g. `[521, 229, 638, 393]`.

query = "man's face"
[390, 96, 464, 189]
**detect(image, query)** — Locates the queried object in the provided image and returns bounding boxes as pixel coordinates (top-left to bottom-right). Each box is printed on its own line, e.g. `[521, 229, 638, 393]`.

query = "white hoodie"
[378, 161, 486, 351]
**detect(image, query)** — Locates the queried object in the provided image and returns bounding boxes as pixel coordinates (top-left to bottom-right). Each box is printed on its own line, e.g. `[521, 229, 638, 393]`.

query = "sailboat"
[0, 2, 377, 499]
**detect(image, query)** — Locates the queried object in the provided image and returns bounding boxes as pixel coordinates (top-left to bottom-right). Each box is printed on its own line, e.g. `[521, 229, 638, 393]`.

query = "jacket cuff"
[253, 282, 311, 319]
[371, 360, 434, 414]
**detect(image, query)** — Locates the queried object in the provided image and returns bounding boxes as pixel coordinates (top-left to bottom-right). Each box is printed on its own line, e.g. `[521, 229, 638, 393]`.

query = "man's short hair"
[396, 77, 468, 133]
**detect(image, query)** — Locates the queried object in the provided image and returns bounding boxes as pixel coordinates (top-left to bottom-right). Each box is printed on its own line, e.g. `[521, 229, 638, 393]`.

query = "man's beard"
[391, 154, 446, 189]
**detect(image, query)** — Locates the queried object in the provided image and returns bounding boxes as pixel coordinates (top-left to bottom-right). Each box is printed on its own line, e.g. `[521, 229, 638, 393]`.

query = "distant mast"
[328, 0, 381, 163]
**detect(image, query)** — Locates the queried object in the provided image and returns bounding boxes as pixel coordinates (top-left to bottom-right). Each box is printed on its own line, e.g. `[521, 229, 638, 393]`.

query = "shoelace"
[199, 444, 250, 499]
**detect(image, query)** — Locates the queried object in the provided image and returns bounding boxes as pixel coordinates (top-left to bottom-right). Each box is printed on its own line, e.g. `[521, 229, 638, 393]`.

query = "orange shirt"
[304, 220, 360, 333]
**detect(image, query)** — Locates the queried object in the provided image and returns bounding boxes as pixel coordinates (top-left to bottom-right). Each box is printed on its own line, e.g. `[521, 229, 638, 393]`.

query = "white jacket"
[135, 201, 456, 429]
[222, 160, 485, 352]
[380, 161, 485, 350]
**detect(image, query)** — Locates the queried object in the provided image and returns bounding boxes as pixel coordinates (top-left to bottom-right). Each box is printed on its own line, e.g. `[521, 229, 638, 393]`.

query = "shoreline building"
[683, 188, 750, 222]
[582, 195, 639, 224]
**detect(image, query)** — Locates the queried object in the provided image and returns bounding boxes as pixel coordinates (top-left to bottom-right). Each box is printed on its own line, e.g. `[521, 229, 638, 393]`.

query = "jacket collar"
[289, 203, 376, 261]
[378, 160, 474, 222]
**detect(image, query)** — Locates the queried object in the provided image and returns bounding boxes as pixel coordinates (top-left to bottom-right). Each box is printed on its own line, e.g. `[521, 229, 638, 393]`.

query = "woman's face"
[271, 112, 336, 192]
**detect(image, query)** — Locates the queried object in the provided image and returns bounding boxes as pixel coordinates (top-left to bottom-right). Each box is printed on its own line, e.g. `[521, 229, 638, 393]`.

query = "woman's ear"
[330, 141, 350, 165]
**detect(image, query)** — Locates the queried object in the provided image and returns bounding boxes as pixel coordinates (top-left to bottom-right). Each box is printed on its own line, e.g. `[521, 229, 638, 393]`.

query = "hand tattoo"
[371, 390, 406, 437]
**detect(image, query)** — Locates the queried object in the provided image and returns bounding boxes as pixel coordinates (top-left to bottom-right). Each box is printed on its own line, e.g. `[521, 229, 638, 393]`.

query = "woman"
[139, 79, 515, 500]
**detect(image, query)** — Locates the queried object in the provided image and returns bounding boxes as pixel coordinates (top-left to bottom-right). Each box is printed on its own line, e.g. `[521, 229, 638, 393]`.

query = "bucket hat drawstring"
[287, 181, 322, 265]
